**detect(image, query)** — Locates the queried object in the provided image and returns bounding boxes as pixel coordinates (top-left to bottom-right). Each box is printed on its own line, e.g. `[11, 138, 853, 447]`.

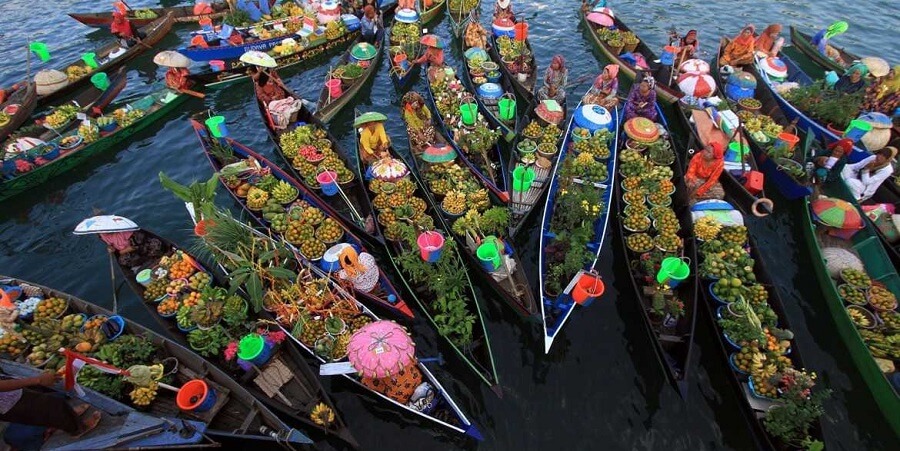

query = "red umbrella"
[677, 72, 716, 98]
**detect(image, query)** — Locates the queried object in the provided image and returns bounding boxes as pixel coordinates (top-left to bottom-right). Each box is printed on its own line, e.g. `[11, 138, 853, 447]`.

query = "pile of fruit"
[496, 36, 532, 71]
[833, 264, 900, 365]
[737, 110, 783, 141]
[115, 108, 145, 128]
[65, 65, 92, 81]
[34, 297, 67, 320]
[619, 138, 681, 256]
[522, 120, 562, 145]
[77, 122, 100, 143]
[280, 126, 354, 186]
[449, 0, 479, 13]
[324, 20, 347, 41]
[43, 105, 79, 129]
[392, 22, 420, 46]
[133, 9, 159, 19]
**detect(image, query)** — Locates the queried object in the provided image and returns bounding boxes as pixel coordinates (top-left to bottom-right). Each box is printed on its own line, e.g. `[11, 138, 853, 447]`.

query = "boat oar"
[109, 251, 119, 314]
[177, 88, 206, 99]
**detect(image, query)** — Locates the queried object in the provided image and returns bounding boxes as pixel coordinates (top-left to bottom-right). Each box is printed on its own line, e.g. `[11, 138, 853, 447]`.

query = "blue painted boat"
[538, 101, 621, 353]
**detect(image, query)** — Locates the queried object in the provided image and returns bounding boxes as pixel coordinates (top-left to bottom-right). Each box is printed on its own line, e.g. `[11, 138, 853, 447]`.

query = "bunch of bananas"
[44, 105, 79, 129]
[129, 381, 158, 406]
[271, 180, 299, 204]
[693, 216, 722, 241]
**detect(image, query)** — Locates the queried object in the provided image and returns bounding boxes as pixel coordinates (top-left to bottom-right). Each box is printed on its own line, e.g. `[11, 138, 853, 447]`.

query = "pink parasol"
[677, 72, 716, 98]
[586, 12, 614, 27]
[347, 321, 416, 378]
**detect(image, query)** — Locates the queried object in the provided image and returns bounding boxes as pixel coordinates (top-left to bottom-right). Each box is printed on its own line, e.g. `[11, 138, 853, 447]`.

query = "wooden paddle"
[177, 88, 206, 99]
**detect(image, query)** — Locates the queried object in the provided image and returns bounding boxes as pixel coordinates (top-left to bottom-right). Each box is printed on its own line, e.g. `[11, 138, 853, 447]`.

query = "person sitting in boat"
[401, 91, 435, 149]
[675, 29, 699, 65]
[536, 55, 568, 105]
[719, 25, 756, 67]
[624, 73, 657, 121]
[494, 0, 514, 20]
[841, 146, 897, 201]
[358, 116, 391, 165]
[411, 38, 445, 67]
[110, 11, 142, 48]
[810, 25, 846, 66]
[248, 66, 289, 106]
[464, 15, 489, 50]
[101, 230, 166, 270]
[755, 24, 784, 57]
[360, 5, 381, 45]
[398, 0, 416, 10]
[582, 64, 619, 109]
[861, 65, 900, 115]
[686, 142, 726, 202]
[811, 138, 854, 183]
[0, 371, 102, 440]
[834, 62, 869, 94]
[164, 67, 193, 91]
[361, 363, 424, 404]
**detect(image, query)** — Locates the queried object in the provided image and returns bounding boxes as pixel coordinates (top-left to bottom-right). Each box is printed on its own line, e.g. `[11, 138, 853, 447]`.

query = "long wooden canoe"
[386, 12, 423, 91]
[96, 226, 357, 447]
[68, 1, 230, 29]
[614, 105, 699, 398]
[0, 83, 37, 143]
[419, 0, 447, 24]
[446, 1, 479, 38]
[486, 15, 537, 105]
[789, 26, 859, 77]
[315, 34, 384, 123]
[190, 115, 413, 320]
[865, 182, 900, 270]
[0, 276, 312, 448]
[538, 104, 621, 352]
[1, 87, 186, 202]
[797, 182, 900, 437]
[459, 30, 519, 142]
[579, 7, 681, 104]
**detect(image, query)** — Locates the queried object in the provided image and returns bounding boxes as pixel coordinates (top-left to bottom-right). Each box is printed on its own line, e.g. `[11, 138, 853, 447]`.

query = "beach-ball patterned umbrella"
[592, 7, 615, 18]
[811, 196, 864, 230]
[679, 58, 710, 74]
[422, 144, 456, 163]
[586, 12, 614, 27]
[420, 34, 444, 49]
[677, 72, 716, 98]
[760, 57, 788, 79]
[73, 215, 140, 235]
[347, 321, 416, 378]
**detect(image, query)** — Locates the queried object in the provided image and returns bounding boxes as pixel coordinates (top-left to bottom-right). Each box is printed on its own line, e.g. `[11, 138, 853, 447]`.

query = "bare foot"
[73, 411, 101, 438]
[72, 403, 90, 416]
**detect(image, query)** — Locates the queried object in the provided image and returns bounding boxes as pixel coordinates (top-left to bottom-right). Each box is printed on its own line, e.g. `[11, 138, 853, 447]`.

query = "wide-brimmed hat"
[354, 111, 387, 127]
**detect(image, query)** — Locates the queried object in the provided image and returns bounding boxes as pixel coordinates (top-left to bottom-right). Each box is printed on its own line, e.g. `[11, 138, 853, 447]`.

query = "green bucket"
[512, 166, 535, 192]
[476, 236, 502, 272]
[237, 333, 271, 365]
[460, 103, 477, 126]
[499, 98, 516, 121]
[90, 72, 109, 90]
[82, 52, 99, 69]
[29, 42, 50, 62]
[656, 257, 691, 287]
[205, 116, 229, 138]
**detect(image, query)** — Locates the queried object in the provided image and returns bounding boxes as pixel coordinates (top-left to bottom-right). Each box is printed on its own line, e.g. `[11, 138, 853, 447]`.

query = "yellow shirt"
[360, 124, 389, 157]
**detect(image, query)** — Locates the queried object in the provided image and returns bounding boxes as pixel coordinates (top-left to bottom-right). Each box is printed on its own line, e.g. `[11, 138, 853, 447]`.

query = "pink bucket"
[417, 231, 445, 263]
[325, 79, 343, 98]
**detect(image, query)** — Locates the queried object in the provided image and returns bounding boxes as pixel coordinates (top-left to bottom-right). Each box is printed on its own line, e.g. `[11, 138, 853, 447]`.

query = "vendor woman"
[358, 116, 391, 164]
[719, 25, 756, 67]
[411, 39, 445, 67]
[834, 62, 868, 94]
[755, 24, 784, 57]
[685, 142, 726, 202]
[582, 64, 618, 109]
[861, 65, 900, 115]
[248, 66, 288, 106]
[401, 91, 436, 150]
[537, 55, 568, 105]
[624, 74, 657, 121]
[101, 230, 166, 270]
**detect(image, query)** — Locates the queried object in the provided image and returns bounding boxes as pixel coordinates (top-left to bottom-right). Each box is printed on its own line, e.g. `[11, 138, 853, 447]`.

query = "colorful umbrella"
[239, 50, 277, 68]
[350, 42, 378, 61]
[347, 321, 416, 378]
[420, 34, 444, 49]
[592, 7, 615, 18]
[624, 117, 660, 143]
[153, 50, 191, 68]
[586, 12, 614, 27]
[811, 196, 864, 230]
[679, 58, 710, 74]
[860, 56, 889, 77]
[73, 215, 140, 235]
[677, 72, 716, 98]
[353, 111, 387, 127]
[422, 144, 456, 163]
[370, 158, 409, 182]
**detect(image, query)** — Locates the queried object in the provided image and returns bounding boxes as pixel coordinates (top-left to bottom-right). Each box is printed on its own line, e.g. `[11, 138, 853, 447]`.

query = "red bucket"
[325, 79, 343, 98]
[571, 273, 605, 305]
[514, 22, 529, 42]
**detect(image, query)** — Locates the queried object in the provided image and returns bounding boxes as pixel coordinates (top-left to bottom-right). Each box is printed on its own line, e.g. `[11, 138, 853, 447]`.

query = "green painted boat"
[315, 34, 384, 123]
[798, 181, 900, 437]
[788, 26, 859, 77]
[0, 88, 188, 202]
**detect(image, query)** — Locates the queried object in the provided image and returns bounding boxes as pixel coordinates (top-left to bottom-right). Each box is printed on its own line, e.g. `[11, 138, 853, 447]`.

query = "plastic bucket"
[90, 72, 109, 91]
[726, 141, 749, 162]
[317, 170, 339, 196]
[499, 98, 516, 121]
[29, 42, 51, 62]
[393, 53, 410, 71]
[486, 70, 501, 83]
[571, 273, 605, 305]
[237, 333, 273, 366]
[199, 17, 213, 32]
[177, 379, 217, 412]
[205, 116, 228, 138]
[476, 237, 502, 272]
[660, 46, 677, 66]
[417, 231, 445, 263]
[460, 103, 478, 126]
[512, 166, 535, 192]
[656, 257, 690, 288]
[324, 79, 343, 99]
[774, 132, 799, 151]
[724, 83, 753, 101]
[209, 60, 225, 72]
[136, 269, 153, 286]
[843, 119, 873, 143]
[82, 52, 100, 69]
[514, 22, 529, 42]
[321, 243, 351, 272]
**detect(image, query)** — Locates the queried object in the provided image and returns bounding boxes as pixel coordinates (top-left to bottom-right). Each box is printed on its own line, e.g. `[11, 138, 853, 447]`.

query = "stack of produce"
[620, 145, 679, 254]
[279, 124, 355, 187]
[496, 36, 533, 75]
[834, 267, 900, 364]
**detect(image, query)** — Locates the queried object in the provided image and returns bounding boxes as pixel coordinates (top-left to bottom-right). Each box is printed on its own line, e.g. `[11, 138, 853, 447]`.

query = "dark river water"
[1, 1, 898, 449]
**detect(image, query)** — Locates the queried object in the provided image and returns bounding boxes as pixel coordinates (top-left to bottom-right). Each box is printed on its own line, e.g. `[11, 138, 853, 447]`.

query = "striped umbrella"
[811, 196, 864, 230]
[677, 72, 716, 98]
[679, 58, 710, 74]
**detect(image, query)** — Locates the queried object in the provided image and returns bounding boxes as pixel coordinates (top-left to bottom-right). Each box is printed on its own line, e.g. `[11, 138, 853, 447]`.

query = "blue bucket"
[476, 237, 502, 272]
[709, 282, 729, 305]
[177, 380, 217, 413]
[42, 146, 60, 161]
[317, 171, 339, 196]
[100, 121, 118, 133]
[660, 46, 676, 66]
[321, 243, 351, 272]
[205, 116, 228, 138]
[238, 334, 273, 366]
[486, 71, 501, 83]
[722, 332, 741, 350]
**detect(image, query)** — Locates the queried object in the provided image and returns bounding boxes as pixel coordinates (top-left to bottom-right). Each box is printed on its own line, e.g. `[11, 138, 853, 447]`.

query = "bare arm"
[0, 373, 54, 391]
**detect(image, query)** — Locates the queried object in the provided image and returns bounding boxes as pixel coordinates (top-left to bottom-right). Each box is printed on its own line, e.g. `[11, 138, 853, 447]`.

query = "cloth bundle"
[268, 98, 303, 129]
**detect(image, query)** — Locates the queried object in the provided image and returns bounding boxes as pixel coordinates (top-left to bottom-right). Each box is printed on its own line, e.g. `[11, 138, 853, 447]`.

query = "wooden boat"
[459, 31, 519, 142]
[177, 13, 309, 62]
[9, 13, 173, 109]
[386, 9, 424, 90]
[508, 97, 567, 237]
[315, 35, 384, 123]
[68, 1, 230, 29]
[188, 28, 359, 90]
[796, 181, 900, 437]
[446, 1, 479, 38]
[29, 66, 129, 139]
[614, 104, 699, 397]
[788, 26, 859, 77]
[191, 115, 413, 320]
[0, 276, 312, 448]
[538, 104, 621, 352]
[579, 7, 681, 104]
[0, 83, 37, 143]
[0, 87, 187, 202]
[419, 0, 447, 24]
[352, 109, 501, 393]
[93, 225, 357, 446]
[254, 72, 382, 244]
[420, 67, 538, 320]
[486, 15, 536, 105]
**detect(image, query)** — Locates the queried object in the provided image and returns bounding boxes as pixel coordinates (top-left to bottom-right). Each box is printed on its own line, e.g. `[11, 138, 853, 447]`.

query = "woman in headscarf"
[685, 142, 726, 202]
[861, 65, 900, 115]
[100, 230, 167, 270]
[401, 91, 436, 150]
[841, 146, 897, 201]
[834, 62, 868, 94]
[248, 66, 288, 106]
[755, 24, 784, 57]
[537, 55, 568, 104]
[678, 30, 699, 62]
[360, 5, 380, 44]
[624, 74, 657, 121]
[719, 25, 756, 67]
[411, 39, 445, 67]
[581, 64, 619, 109]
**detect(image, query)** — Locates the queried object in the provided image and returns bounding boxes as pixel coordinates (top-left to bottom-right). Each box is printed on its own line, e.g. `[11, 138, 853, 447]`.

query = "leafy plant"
[159, 171, 220, 221]
[783, 82, 863, 130]
[718, 314, 765, 344]
[223, 295, 248, 328]
[187, 325, 231, 357]
[763, 383, 830, 446]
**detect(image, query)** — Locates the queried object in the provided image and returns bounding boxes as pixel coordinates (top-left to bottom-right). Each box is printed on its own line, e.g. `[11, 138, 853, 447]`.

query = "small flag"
[62, 348, 128, 396]
[29, 42, 51, 63]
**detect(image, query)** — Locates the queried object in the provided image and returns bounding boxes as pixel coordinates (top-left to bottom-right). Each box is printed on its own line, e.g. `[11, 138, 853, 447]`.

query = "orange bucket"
[571, 273, 605, 305]
[176, 379, 217, 412]
[514, 22, 529, 42]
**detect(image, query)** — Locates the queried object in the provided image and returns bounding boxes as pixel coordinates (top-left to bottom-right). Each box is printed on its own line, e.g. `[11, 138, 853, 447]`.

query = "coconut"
[34, 69, 69, 96]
